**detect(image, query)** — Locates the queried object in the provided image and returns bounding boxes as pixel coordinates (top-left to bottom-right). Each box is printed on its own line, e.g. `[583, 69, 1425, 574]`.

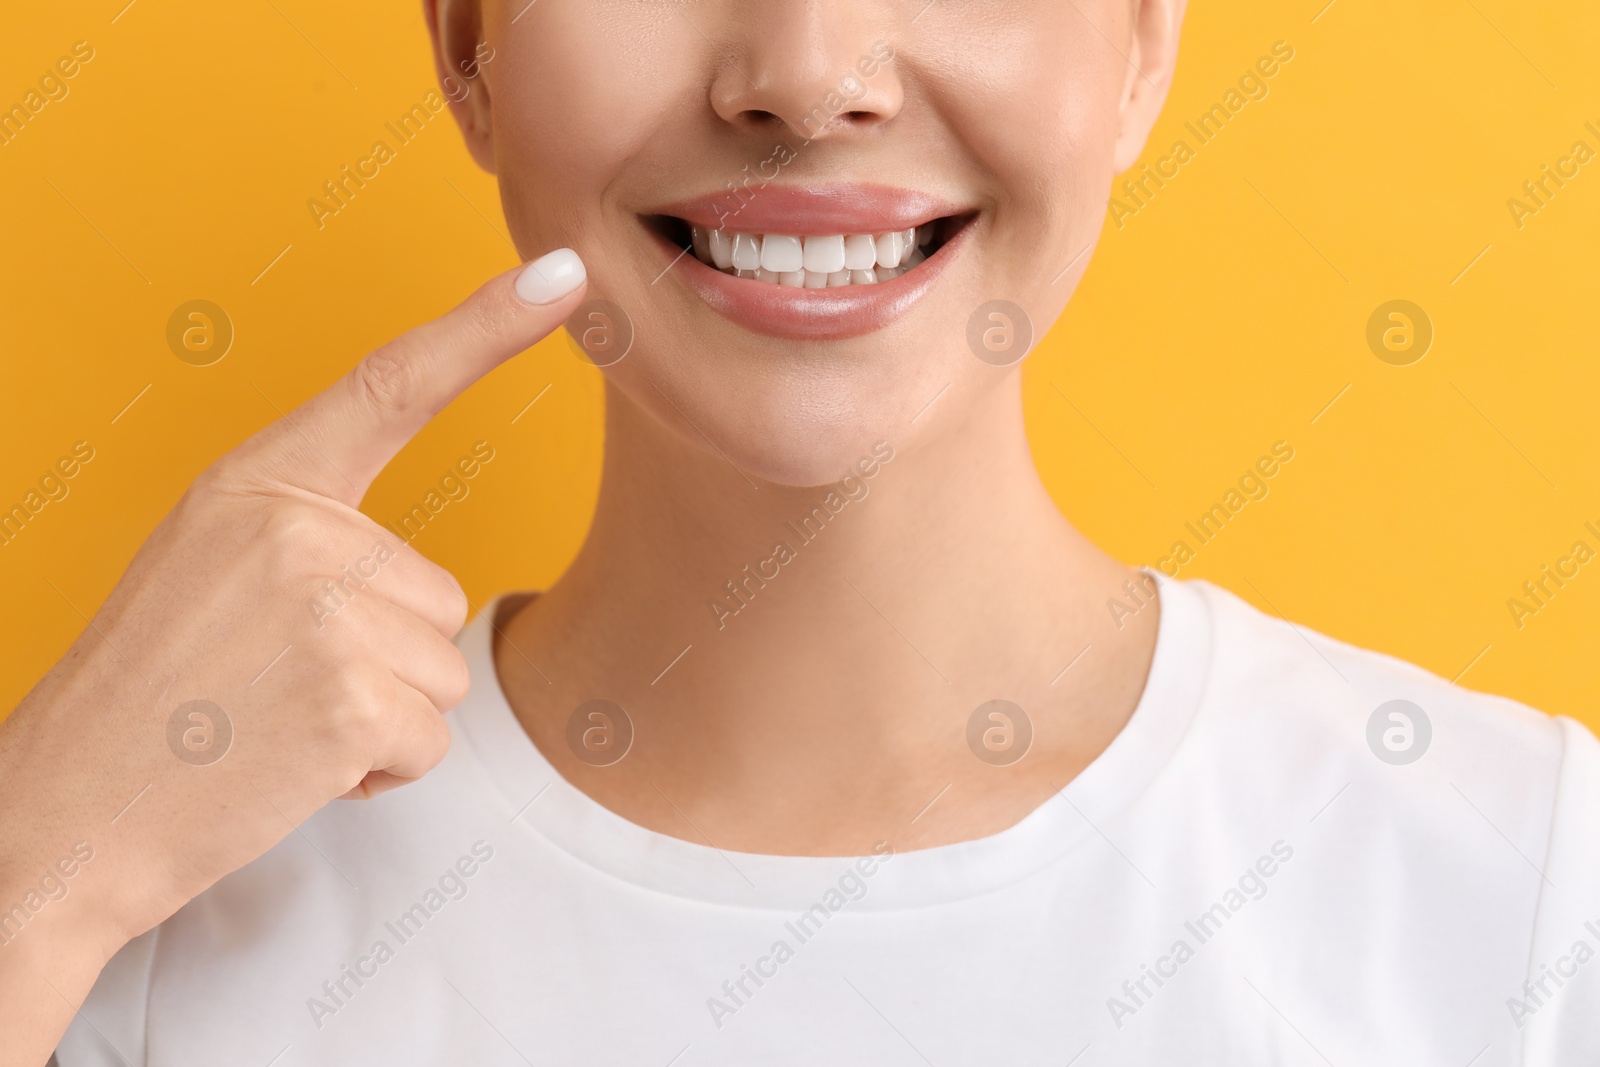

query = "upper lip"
[650, 182, 966, 234]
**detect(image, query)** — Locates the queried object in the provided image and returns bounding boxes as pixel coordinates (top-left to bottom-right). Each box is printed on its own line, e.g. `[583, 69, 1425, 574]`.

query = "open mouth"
[641, 185, 975, 339]
[644, 214, 970, 288]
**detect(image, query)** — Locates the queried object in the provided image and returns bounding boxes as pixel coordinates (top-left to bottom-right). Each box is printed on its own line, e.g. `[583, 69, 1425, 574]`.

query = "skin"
[0, 0, 1184, 1061]
[435, 0, 1186, 853]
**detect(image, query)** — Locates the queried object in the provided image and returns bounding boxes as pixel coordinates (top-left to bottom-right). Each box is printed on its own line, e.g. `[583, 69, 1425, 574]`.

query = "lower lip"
[649, 225, 966, 341]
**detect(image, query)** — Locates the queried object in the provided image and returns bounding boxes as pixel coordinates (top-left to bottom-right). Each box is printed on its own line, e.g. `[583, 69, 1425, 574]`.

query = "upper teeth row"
[689, 224, 936, 286]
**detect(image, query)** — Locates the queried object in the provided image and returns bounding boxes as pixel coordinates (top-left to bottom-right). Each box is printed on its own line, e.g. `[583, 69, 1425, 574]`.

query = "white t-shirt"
[57, 577, 1600, 1066]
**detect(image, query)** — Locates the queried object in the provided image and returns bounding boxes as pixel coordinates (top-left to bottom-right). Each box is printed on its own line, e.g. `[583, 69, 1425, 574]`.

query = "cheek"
[925, 12, 1126, 308]
[933, 10, 1125, 175]
[488, 8, 691, 250]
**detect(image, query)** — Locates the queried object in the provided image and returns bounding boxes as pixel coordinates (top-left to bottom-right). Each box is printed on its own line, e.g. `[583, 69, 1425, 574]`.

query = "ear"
[423, 0, 496, 173]
[1112, 0, 1188, 174]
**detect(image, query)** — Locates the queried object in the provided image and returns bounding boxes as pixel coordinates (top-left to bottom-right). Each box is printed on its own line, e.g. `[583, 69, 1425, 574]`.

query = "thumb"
[247, 248, 587, 504]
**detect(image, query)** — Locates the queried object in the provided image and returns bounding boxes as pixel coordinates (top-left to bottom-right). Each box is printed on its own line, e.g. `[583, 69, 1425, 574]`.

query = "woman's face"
[434, 0, 1179, 485]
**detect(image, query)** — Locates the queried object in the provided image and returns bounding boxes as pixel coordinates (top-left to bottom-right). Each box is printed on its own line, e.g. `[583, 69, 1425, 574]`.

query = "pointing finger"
[242, 248, 587, 504]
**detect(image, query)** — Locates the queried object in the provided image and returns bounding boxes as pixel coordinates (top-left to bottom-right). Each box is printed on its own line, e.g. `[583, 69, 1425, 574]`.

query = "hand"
[0, 249, 586, 1067]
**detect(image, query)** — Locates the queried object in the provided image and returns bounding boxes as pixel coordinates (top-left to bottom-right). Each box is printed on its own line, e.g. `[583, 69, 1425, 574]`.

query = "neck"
[495, 374, 1160, 853]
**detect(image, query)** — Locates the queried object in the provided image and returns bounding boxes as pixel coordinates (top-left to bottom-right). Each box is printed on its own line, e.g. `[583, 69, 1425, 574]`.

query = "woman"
[5, 0, 1596, 1063]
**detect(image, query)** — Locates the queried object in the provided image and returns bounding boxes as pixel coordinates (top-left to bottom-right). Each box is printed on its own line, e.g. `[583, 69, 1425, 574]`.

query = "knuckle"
[464, 294, 509, 347]
[352, 344, 424, 419]
[432, 569, 471, 633]
[183, 455, 258, 512]
[259, 504, 333, 570]
[169, 473, 224, 528]
[189, 460, 231, 496]
[417, 716, 454, 772]
[437, 645, 472, 709]
[323, 667, 386, 743]
[263, 502, 321, 544]
[298, 574, 359, 636]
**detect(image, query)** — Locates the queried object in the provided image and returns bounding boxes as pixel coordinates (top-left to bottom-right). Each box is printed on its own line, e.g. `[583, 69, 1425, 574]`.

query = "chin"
[605, 332, 954, 488]
[582, 197, 1037, 488]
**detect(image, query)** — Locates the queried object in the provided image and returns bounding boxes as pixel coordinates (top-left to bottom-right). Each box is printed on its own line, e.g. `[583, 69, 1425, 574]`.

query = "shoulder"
[1157, 579, 1600, 1052]
[1182, 576, 1569, 786]
[1163, 578, 1596, 901]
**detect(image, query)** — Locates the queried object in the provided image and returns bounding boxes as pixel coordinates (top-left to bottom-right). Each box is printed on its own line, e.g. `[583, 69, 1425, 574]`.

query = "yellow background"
[2, 2, 1595, 728]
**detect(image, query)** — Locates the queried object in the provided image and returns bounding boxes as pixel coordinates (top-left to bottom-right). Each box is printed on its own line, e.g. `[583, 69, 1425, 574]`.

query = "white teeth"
[875, 231, 905, 269]
[843, 234, 878, 270]
[687, 224, 943, 287]
[707, 227, 734, 269]
[802, 234, 846, 274]
[760, 234, 803, 273]
[731, 232, 762, 271]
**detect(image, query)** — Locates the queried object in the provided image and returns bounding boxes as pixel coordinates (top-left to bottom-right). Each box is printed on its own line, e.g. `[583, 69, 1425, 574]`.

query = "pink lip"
[653, 183, 962, 235]
[651, 223, 967, 341]
[646, 184, 972, 341]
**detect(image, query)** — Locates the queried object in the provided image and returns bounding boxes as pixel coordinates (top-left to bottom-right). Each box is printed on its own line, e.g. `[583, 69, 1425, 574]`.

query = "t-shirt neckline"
[452, 572, 1213, 911]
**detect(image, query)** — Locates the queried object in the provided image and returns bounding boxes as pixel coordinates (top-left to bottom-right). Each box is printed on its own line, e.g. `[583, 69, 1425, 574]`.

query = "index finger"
[243, 248, 587, 505]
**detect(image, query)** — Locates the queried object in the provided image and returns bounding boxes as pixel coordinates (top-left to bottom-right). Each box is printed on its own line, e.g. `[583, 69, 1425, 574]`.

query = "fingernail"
[514, 248, 586, 305]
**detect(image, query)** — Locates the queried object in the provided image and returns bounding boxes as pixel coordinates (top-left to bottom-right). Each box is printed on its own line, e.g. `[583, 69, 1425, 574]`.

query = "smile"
[666, 221, 950, 287]
[644, 184, 975, 340]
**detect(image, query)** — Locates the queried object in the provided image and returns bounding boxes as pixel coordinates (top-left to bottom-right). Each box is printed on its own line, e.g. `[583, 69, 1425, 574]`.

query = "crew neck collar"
[452, 572, 1213, 910]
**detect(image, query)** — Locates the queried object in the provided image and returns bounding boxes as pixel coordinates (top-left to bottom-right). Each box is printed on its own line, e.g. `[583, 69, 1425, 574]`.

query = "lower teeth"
[724, 255, 924, 287]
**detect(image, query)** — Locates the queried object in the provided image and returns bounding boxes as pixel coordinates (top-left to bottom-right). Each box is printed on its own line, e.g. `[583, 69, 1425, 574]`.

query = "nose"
[708, 3, 902, 142]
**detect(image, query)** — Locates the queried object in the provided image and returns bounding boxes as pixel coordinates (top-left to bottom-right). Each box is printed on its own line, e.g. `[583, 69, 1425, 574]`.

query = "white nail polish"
[515, 248, 586, 304]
